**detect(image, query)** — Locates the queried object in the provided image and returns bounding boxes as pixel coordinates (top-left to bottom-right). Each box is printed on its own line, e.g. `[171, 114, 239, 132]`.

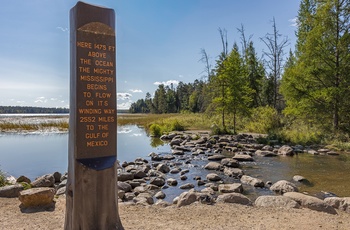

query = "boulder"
[206, 173, 221, 182]
[255, 150, 277, 157]
[156, 164, 170, 174]
[56, 186, 66, 196]
[179, 183, 195, 190]
[0, 184, 24, 198]
[117, 172, 134, 182]
[149, 177, 165, 187]
[167, 178, 178, 186]
[133, 192, 154, 205]
[324, 197, 350, 213]
[16, 175, 31, 184]
[52, 172, 62, 183]
[154, 191, 166, 199]
[19, 187, 55, 208]
[208, 154, 226, 161]
[255, 195, 300, 209]
[117, 181, 132, 192]
[284, 192, 337, 214]
[278, 145, 294, 156]
[223, 168, 243, 178]
[218, 183, 243, 193]
[240, 175, 264, 188]
[177, 191, 199, 207]
[293, 175, 307, 182]
[216, 193, 252, 205]
[31, 174, 55, 188]
[221, 158, 239, 168]
[232, 154, 254, 162]
[204, 162, 222, 171]
[270, 180, 298, 194]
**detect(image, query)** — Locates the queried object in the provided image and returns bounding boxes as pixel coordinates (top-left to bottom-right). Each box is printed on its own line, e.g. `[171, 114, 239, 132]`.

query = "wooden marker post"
[65, 2, 123, 229]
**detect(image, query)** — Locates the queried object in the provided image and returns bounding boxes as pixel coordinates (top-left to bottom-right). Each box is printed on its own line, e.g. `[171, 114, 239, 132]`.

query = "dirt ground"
[1, 196, 350, 230]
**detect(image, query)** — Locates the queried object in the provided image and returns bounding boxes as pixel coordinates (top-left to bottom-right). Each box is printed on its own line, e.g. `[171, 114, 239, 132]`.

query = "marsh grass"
[0, 121, 69, 132]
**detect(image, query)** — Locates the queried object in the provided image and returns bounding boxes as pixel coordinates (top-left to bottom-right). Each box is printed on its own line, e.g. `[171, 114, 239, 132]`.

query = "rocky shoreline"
[0, 132, 349, 215]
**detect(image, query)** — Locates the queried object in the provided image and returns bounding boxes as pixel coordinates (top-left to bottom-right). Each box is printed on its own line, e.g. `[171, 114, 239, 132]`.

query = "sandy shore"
[1, 196, 350, 230]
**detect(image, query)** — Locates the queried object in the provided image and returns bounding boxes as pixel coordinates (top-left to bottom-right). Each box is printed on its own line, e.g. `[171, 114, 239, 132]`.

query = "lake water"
[1, 124, 350, 201]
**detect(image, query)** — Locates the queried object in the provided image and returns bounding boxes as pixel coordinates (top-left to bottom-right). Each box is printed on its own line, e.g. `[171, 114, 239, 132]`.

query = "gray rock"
[208, 154, 226, 161]
[284, 192, 337, 214]
[53, 172, 62, 183]
[293, 175, 307, 182]
[240, 175, 264, 188]
[155, 199, 171, 207]
[324, 197, 350, 213]
[117, 172, 134, 182]
[255, 150, 277, 157]
[167, 178, 178, 186]
[206, 173, 221, 181]
[154, 191, 166, 199]
[179, 183, 195, 189]
[149, 177, 165, 187]
[216, 193, 252, 205]
[221, 158, 239, 168]
[177, 191, 199, 207]
[31, 174, 55, 188]
[156, 164, 170, 174]
[233, 154, 254, 161]
[255, 195, 300, 209]
[278, 145, 294, 156]
[170, 168, 181, 174]
[224, 167, 244, 178]
[56, 186, 66, 196]
[218, 183, 243, 193]
[134, 170, 147, 179]
[133, 192, 154, 205]
[19, 187, 55, 208]
[117, 181, 132, 192]
[204, 162, 222, 171]
[0, 184, 24, 198]
[16, 175, 31, 184]
[270, 180, 298, 194]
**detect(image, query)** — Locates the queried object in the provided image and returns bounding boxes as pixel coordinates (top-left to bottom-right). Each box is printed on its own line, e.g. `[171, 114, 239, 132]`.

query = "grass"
[0, 169, 6, 187]
[0, 121, 69, 132]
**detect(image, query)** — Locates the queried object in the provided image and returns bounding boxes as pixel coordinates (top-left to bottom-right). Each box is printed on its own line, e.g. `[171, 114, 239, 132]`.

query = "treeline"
[0, 106, 69, 114]
[130, 0, 350, 139]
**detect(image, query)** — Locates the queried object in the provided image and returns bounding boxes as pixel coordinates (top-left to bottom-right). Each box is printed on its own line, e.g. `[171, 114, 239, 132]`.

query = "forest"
[0, 106, 69, 114]
[129, 0, 350, 145]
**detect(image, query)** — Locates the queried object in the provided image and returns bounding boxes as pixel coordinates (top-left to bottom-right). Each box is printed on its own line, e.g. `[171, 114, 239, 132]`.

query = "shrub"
[149, 124, 163, 137]
[170, 120, 185, 131]
[0, 169, 6, 187]
[244, 106, 280, 134]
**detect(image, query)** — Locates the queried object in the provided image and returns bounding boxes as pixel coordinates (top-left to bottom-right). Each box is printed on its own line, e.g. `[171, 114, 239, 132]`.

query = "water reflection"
[0, 125, 350, 200]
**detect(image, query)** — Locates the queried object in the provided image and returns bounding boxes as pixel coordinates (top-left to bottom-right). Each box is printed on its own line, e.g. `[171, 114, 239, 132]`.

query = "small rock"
[216, 193, 252, 205]
[0, 184, 24, 198]
[255, 195, 300, 209]
[206, 173, 221, 182]
[179, 183, 195, 189]
[270, 180, 298, 194]
[218, 183, 243, 193]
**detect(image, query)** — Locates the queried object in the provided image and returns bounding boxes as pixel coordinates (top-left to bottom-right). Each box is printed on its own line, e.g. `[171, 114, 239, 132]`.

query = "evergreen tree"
[281, 0, 350, 132]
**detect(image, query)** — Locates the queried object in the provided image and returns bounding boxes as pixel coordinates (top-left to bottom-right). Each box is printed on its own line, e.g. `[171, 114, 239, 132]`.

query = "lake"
[1, 123, 350, 201]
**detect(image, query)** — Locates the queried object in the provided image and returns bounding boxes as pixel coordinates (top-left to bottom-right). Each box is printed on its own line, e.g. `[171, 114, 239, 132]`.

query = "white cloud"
[289, 17, 298, 27]
[129, 89, 143, 93]
[117, 101, 132, 110]
[34, 96, 48, 103]
[56, 27, 68, 32]
[117, 93, 132, 100]
[153, 80, 179, 86]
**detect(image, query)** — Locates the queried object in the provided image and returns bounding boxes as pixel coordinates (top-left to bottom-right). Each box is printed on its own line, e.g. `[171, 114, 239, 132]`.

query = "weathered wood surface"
[65, 2, 123, 229]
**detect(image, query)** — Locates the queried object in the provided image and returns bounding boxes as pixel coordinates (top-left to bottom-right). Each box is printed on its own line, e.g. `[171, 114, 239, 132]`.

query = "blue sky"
[0, 0, 300, 109]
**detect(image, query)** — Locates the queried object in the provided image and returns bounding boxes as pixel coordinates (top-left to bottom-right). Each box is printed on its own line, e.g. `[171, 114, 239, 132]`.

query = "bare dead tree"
[199, 48, 212, 81]
[260, 17, 289, 111]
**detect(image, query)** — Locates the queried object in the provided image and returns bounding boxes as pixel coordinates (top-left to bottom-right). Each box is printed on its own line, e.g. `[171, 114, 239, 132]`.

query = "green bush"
[149, 124, 163, 137]
[0, 169, 6, 187]
[170, 120, 185, 131]
[244, 106, 280, 134]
